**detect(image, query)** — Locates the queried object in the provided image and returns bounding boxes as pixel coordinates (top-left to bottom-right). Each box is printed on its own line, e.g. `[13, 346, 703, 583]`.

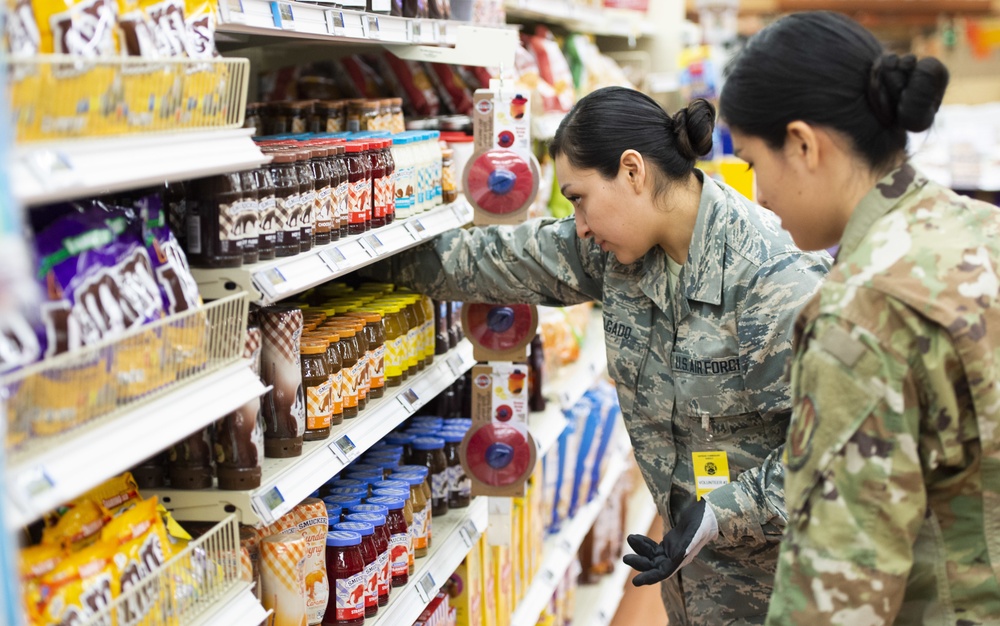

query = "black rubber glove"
[623, 498, 718, 586]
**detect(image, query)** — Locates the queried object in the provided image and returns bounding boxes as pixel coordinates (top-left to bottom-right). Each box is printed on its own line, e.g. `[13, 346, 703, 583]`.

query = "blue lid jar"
[394, 465, 429, 477]
[411, 436, 445, 451]
[330, 486, 368, 497]
[324, 494, 362, 508]
[388, 472, 424, 487]
[369, 443, 405, 456]
[349, 503, 389, 516]
[325, 478, 366, 490]
[372, 479, 409, 492]
[345, 468, 384, 481]
[366, 495, 404, 511]
[384, 432, 416, 446]
[326, 530, 362, 547]
[438, 430, 465, 443]
[334, 521, 374, 537]
[346, 512, 387, 527]
[372, 488, 409, 500]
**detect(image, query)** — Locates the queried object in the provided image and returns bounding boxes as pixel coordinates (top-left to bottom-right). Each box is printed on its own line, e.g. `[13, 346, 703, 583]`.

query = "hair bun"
[868, 52, 949, 132]
[671, 98, 716, 161]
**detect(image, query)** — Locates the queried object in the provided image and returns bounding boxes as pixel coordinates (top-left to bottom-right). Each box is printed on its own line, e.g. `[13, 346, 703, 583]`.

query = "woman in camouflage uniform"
[721, 11, 1000, 625]
[381, 86, 829, 624]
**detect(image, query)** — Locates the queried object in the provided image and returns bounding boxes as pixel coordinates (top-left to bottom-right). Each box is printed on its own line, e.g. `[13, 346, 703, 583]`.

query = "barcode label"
[446, 353, 465, 376]
[17, 466, 54, 504]
[415, 572, 436, 604]
[329, 434, 357, 463]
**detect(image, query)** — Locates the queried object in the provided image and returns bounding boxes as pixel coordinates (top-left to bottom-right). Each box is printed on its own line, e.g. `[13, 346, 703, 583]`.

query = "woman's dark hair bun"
[671, 98, 716, 161]
[869, 52, 949, 133]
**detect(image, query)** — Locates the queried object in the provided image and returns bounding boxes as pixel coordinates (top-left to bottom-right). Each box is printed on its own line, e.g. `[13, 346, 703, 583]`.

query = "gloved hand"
[623, 498, 718, 586]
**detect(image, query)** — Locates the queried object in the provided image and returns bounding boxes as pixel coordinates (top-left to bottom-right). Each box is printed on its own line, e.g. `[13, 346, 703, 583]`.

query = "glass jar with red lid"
[345, 512, 391, 606]
[345, 142, 371, 236]
[324, 530, 365, 626]
[265, 149, 302, 257]
[381, 140, 396, 224]
[367, 139, 388, 230]
[332, 521, 379, 618]
[333, 144, 350, 239]
[292, 149, 316, 252]
[308, 146, 334, 246]
[364, 495, 409, 587]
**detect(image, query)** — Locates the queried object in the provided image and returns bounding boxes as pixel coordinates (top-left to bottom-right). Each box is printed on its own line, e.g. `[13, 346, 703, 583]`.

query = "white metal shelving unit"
[12, 128, 269, 206]
[193, 199, 474, 305]
[503, 0, 655, 38]
[511, 428, 631, 626]
[152, 339, 476, 526]
[574, 483, 658, 626]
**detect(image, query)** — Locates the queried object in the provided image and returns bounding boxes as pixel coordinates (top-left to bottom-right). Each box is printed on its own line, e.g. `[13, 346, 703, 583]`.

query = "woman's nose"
[575, 213, 591, 239]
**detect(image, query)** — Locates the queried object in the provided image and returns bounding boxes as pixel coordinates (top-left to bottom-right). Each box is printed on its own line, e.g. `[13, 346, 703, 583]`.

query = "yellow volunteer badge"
[786, 395, 818, 470]
[692, 451, 730, 500]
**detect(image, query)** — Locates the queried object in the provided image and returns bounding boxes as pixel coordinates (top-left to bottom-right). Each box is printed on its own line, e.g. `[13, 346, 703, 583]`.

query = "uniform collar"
[637, 171, 727, 319]
[838, 162, 928, 260]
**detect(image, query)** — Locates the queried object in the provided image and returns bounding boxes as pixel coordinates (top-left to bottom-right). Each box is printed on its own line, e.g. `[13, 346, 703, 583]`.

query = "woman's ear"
[619, 149, 646, 193]
[784, 121, 820, 172]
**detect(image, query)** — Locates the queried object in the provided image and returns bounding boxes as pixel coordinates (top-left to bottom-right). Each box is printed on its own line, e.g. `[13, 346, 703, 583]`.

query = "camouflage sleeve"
[382, 216, 606, 305]
[765, 309, 933, 625]
[705, 251, 827, 546]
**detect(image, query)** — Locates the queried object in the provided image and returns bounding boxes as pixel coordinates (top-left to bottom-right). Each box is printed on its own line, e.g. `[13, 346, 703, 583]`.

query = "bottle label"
[349, 178, 369, 225]
[369, 344, 385, 388]
[342, 363, 359, 409]
[315, 186, 333, 227]
[362, 560, 378, 608]
[352, 358, 368, 401]
[406, 328, 420, 368]
[389, 532, 409, 577]
[330, 370, 343, 415]
[305, 380, 332, 430]
[431, 471, 448, 500]
[258, 195, 278, 236]
[377, 550, 390, 596]
[337, 181, 349, 226]
[412, 505, 428, 551]
[336, 571, 365, 621]
[385, 336, 404, 378]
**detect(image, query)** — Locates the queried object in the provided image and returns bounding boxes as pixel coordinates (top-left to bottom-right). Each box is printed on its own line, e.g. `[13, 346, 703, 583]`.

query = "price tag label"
[325, 10, 345, 36]
[270, 1, 295, 29]
[16, 466, 54, 507]
[328, 435, 358, 464]
[559, 537, 573, 553]
[357, 238, 377, 258]
[404, 218, 426, 240]
[364, 234, 384, 254]
[221, 0, 245, 23]
[458, 519, 478, 548]
[446, 352, 465, 376]
[253, 486, 284, 523]
[435, 21, 447, 43]
[25, 150, 80, 190]
[396, 387, 420, 413]
[362, 14, 380, 39]
[409, 19, 423, 43]
[319, 247, 342, 272]
[254, 267, 288, 300]
[540, 568, 556, 584]
[415, 572, 436, 604]
[451, 202, 472, 224]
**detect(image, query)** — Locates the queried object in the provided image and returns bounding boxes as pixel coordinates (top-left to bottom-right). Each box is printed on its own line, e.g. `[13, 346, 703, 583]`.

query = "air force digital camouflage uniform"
[766, 164, 1000, 625]
[387, 173, 829, 625]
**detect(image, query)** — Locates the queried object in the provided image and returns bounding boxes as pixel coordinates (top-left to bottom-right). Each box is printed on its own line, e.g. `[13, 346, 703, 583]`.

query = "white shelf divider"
[5, 360, 264, 529]
[574, 482, 658, 626]
[511, 430, 632, 626]
[503, 0, 654, 38]
[218, 4, 516, 67]
[370, 496, 489, 625]
[542, 307, 608, 412]
[12, 128, 269, 206]
[152, 340, 476, 526]
[192, 199, 474, 305]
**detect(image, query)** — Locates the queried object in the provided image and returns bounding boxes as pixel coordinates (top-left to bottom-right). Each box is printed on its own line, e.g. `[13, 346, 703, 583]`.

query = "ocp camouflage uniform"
[766, 163, 1000, 625]
[384, 173, 829, 625]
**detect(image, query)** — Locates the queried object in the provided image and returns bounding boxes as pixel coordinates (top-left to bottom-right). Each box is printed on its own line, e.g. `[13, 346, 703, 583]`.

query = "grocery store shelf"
[543, 308, 607, 411]
[528, 403, 567, 459]
[218, 4, 517, 67]
[372, 496, 488, 625]
[574, 483, 658, 626]
[12, 128, 268, 206]
[511, 432, 631, 626]
[193, 199, 474, 305]
[532, 112, 567, 142]
[190, 584, 270, 626]
[5, 360, 264, 529]
[504, 0, 655, 38]
[152, 339, 476, 526]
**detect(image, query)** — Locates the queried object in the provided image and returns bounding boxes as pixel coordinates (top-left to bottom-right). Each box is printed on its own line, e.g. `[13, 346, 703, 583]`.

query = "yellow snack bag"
[102, 497, 176, 626]
[180, 0, 224, 127]
[85, 472, 143, 517]
[20, 543, 66, 622]
[38, 540, 120, 625]
[41, 498, 108, 551]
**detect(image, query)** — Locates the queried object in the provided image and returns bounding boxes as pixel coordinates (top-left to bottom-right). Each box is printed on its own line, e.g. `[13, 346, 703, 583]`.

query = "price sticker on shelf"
[253, 486, 285, 524]
[364, 234, 384, 254]
[396, 387, 420, 413]
[318, 247, 343, 272]
[408, 19, 423, 43]
[270, 1, 295, 29]
[325, 10, 345, 36]
[415, 572, 436, 605]
[254, 267, 288, 300]
[435, 21, 447, 43]
[452, 202, 472, 224]
[16, 466, 54, 507]
[361, 14, 381, 39]
[329, 434, 358, 464]
[221, 0, 246, 23]
[540, 568, 556, 584]
[559, 537, 573, 553]
[357, 238, 377, 258]
[446, 352, 466, 376]
[24, 150, 80, 191]
[404, 218, 426, 240]
[458, 519, 477, 548]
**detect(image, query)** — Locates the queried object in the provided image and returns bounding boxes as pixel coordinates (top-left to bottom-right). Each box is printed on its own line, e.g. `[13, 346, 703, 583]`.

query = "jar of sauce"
[189, 173, 244, 268]
[332, 521, 379, 618]
[300, 339, 332, 441]
[392, 467, 433, 546]
[309, 146, 334, 246]
[238, 170, 260, 264]
[364, 496, 409, 586]
[346, 142, 371, 235]
[346, 311, 385, 399]
[409, 437, 449, 517]
[368, 139, 388, 230]
[293, 149, 316, 252]
[254, 165, 277, 260]
[381, 302, 406, 387]
[324, 531, 365, 626]
[381, 140, 396, 224]
[327, 320, 366, 414]
[387, 472, 429, 557]
[326, 323, 359, 419]
[344, 512, 390, 606]
[310, 329, 343, 427]
[440, 430, 470, 508]
[266, 150, 302, 257]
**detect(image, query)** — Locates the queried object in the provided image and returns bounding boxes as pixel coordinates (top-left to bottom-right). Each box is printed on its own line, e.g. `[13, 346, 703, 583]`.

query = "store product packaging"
[259, 532, 309, 626]
[265, 498, 330, 625]
[260, 304, 307, 458]
[34, 540, 120, 625]
[215, 320, 265, 490]
[379, 53, 441, 118]
[492, 545, 512, 626]
[450, 545, 483, 626]
[480, 534, 496, 626]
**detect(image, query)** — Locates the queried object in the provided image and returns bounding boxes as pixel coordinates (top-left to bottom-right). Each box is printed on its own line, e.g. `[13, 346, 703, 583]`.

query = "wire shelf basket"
[9, 55, 250, 143]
